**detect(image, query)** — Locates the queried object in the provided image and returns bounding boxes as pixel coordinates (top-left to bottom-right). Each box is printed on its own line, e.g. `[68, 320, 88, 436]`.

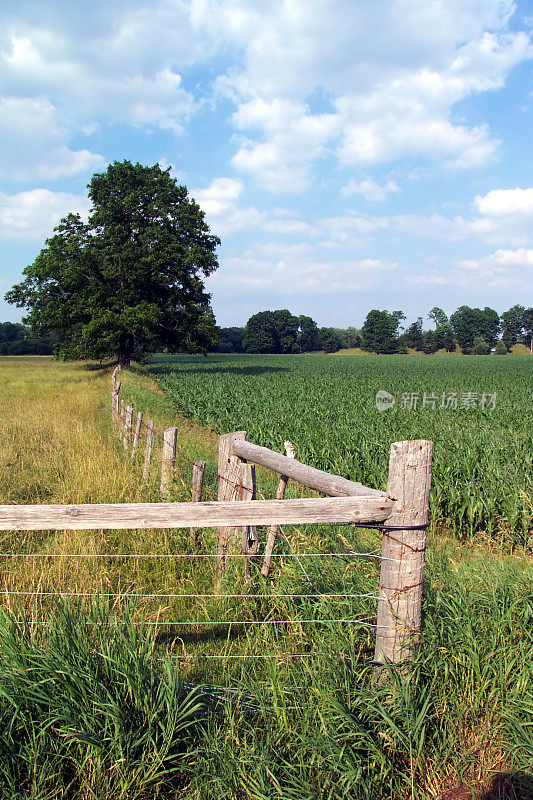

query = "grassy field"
[0, 356, 531, 799]
[152, 353, 533, 544]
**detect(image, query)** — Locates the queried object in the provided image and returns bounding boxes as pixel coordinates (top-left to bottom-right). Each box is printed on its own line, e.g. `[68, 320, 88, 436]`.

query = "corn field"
[153, 353, 533, 543]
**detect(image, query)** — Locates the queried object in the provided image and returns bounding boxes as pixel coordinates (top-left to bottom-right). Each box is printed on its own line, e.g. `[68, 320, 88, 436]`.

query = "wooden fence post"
[217, 431, 247, 577]
[111, 381, 121, 427]
[123, 403, 134, 450]
[374, 440, 433, 672]
[131, 411, 143, 460]
[160, 427, 178, 499]
[119, 399, 125, 433]
[261, 440, 296, 577]
[189, 461, 206, 545]
[143, 420, 155, 480]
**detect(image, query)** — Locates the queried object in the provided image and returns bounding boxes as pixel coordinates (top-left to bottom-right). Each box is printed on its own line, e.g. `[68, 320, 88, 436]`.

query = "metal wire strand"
[6, 617, 384, 627]
[0, 551, 397, 560]
[0, 590, 379, 600]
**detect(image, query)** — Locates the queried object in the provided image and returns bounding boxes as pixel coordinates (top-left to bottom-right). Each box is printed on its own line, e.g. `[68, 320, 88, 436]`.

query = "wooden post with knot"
[373, 440, 433, 674]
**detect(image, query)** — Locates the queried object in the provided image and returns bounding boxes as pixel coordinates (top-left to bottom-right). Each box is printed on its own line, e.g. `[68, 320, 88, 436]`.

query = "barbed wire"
[106, 386, 384, 661]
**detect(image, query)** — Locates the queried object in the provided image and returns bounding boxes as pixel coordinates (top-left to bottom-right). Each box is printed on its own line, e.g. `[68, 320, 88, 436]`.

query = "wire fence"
[102, 384, 392, 666]
[0, 374, 431, 680]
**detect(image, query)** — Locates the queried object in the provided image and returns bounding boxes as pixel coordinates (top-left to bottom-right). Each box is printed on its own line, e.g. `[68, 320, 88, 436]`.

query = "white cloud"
[0, 188, 90, 240]
[455, 247, 533, 287]
[341, 179, 399, 203]
[210, 250, 397, 293]
[0, 33, 196, 132]
[407, 247, 533, 290]
[192, 177, 264, 235]
[460, 247, 533, 269]
[0, 97, 103, 180]
[0, 8, 199, 180]
[474, 187, 533, 216]
[0, 1, 530, 186]
[337, 107, 497, 169]
[318, 183, 533, 248]
[200, 0, 531, 187]
[231, 98, 339, 191]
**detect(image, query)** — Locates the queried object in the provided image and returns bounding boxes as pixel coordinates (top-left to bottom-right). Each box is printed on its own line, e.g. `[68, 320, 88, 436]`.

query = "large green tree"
[318, 328, 342, 353]
[500, 304, 525, 350]
[361, 310, 404, 353]
[217, 327, 244, 353]
[273, 309, 299, 353]
[401, 317, 424, 350]
[297, 315, 321, 352]
[5, 161, 220, 366]
[524, 308, 533, 352]
[243, 311, 277, 353]
[450, 306, 500, 351]
[243, 309, 304, 354]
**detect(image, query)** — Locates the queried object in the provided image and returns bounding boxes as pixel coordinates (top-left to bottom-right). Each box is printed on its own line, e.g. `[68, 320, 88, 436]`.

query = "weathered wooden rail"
[0, 494, 392, 531]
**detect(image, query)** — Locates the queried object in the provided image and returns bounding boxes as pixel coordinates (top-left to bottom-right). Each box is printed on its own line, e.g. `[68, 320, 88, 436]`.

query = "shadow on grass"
[156, 623, 254, 646]
[150, 363, 290, 377]
[478, 772, 533, 800]
[76, 360, 116, 371]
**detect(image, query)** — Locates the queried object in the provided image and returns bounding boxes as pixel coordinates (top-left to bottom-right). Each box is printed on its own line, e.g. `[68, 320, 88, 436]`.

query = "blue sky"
[0, 0, 531, 329]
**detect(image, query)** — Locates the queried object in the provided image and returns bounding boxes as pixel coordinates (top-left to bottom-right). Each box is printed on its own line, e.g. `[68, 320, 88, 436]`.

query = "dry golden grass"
[0, 357, 222, 625]
[0, 357, 153, 505]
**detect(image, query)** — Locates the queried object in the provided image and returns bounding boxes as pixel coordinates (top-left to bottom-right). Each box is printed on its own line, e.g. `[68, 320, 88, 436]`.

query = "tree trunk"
[117, 333, 134, 368]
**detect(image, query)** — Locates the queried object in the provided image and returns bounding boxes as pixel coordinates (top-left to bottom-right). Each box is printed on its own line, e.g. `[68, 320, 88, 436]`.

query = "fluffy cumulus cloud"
[0, 2, 200, 180]
[231, 98, 339, 191]
[197, 0, 531, 187]
[474, 187, 533, 216]
[1, 0, 530, 186]
[192, 177, 264, 235]
[0, 189, 90, 240]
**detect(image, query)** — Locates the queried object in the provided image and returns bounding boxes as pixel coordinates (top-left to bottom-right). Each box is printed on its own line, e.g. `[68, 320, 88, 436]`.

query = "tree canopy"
[5, 161, 220, 366]
[450, 306, 500, 351]
[361, 310, 405, 353]
[500, 304, 525, 349]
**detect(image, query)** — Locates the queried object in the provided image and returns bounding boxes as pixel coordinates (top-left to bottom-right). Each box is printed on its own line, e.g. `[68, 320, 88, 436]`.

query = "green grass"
[0, 600, 204, 800]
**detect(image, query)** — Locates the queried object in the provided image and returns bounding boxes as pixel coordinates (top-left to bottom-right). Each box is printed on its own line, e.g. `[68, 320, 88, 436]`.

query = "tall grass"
[0, 600, 204, 800]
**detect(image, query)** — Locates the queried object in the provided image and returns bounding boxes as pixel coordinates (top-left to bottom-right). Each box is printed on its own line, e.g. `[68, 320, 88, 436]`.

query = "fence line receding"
[0, 368, 433, 671]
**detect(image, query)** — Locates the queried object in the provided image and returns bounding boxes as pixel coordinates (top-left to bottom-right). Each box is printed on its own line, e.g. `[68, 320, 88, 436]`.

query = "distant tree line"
[0, 322, 53, 355]
[217, 311, 361, 354]
[217, 304, 533, 355]
[4, 303, 531, 358]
